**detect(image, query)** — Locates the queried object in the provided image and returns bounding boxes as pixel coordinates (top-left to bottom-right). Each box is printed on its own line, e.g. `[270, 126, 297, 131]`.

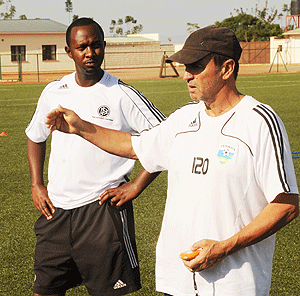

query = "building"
[104, 33, 172, 69]
[0, 19, 172, 77]
[270, 28, 300, 65]
[0, 19, 72, 74]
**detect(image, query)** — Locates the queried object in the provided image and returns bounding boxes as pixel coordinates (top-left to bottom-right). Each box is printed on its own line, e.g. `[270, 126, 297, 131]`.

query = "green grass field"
[0, 73, 299, 295]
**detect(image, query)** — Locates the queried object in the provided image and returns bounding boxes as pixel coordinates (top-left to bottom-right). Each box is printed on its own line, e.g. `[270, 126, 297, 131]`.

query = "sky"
[5, 0, 289, 44]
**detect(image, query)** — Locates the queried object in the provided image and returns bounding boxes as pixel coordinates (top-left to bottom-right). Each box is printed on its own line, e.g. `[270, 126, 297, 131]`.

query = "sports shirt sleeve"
[25, 85, 52, 143]
[118, 80, 166, 133]
[253, 104, 299, 202]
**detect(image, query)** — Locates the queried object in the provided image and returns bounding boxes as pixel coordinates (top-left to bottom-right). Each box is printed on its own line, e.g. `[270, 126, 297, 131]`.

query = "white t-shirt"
[132, 95, 298, 296]
[26, 71, 165, 209]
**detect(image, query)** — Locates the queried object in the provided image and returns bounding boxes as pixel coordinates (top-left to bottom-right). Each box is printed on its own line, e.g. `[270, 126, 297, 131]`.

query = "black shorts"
[33, 200, 141, 296]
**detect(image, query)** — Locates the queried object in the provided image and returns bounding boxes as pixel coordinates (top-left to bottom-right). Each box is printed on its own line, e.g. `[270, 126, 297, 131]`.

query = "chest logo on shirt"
[58, 83, 69, 89]
[189, 118, 198, 127]
[217, 144, 236, 164]
[98, 105, 111, 117]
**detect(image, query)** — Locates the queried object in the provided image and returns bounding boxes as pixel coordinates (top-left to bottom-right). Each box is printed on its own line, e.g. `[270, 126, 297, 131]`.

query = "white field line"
[1, 102, 37, 107]
[238, 83, 300, 89]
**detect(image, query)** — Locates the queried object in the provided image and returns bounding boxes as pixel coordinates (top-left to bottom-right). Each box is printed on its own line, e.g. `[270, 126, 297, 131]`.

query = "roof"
[283, 28, 300, 36]
[0, 19, 67, 33]
[0, 20, 161, 44]
[105, 35, 160, 45]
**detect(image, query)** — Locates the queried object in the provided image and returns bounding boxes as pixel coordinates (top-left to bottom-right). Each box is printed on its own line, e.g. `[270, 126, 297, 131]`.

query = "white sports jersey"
[132, 95, 298, 296]
[26, 71, 165, 209]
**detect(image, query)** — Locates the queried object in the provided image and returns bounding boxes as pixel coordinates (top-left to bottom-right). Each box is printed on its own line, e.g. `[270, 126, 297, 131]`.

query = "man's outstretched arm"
[46, 105, 137, 160]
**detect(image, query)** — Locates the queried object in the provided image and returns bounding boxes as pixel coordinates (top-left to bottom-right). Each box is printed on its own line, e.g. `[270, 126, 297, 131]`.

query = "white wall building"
[270, 28, 300, 64]
[0, 19, 73, 74]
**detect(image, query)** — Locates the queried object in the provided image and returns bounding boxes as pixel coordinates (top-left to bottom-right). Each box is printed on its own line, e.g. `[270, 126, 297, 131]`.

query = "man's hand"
[100, 182, 141, 209]
[99, 170, 160, 209]
[181, 239, 227, 272]
[182, 193, 299, 273]
[31, 184, 55, 220]
[45, 105, 82, 134]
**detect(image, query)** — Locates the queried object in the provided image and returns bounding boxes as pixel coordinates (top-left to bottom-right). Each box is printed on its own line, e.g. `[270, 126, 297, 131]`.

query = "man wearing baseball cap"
[166, 26, 242, 66]
[45, 26, 299, 296]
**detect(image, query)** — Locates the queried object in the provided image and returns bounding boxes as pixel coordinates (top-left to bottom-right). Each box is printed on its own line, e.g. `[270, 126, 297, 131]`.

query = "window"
[11, 45, 26, 62]
[42, 45, 57, 61]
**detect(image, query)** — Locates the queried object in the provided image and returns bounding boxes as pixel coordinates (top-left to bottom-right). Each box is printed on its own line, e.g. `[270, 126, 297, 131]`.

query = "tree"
[110, 16, 143, 36]
[282, 3, 294, 30]
[65, 0, 73, 23]
[214, 1, 284, 41]
[131, 24, 143, 34]
[73, 14, 79, 22]
[0, 0, 16, 19]
[0, 0, 28, 20]
[282, 3, 290, 14]
[187, 22, 200, 34]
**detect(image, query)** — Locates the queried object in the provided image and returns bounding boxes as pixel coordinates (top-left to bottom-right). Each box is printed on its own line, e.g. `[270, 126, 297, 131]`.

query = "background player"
[26, 17, 165, 296]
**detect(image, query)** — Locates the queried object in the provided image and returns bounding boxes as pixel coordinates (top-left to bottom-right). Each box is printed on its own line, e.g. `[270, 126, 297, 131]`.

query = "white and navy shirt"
[132, 95, 298, 296]
[26, 71, 165, 209]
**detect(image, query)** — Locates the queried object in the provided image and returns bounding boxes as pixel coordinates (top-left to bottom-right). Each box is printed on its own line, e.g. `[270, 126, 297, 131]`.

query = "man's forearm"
[27, 139, 46, 186]
[222, 193, 299, 256]
[77, 119, 137, 160]
[46, 106, 138, 160]
[186, 193, 299, 272]
[132, 169, 160, 195]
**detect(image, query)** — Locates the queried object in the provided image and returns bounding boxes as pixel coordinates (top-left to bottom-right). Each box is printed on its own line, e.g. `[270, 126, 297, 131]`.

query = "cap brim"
[166, 48, 210, 64]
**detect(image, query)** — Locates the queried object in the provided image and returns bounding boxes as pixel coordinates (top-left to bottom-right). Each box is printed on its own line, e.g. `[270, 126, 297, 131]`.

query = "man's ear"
[222, 59, 235, 80]
[65, 46, 73, 59]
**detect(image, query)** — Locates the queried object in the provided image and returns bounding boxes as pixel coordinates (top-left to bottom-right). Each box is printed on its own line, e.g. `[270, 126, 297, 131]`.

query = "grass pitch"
[0, 73, 299, 295]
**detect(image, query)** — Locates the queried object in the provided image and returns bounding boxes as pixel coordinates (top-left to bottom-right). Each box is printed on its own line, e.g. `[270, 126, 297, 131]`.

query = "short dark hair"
[210, 53, 239, 80]
[66, 18, 105, 47]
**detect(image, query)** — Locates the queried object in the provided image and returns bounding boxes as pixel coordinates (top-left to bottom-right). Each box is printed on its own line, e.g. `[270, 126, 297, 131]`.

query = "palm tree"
[65, 0, 73, 24]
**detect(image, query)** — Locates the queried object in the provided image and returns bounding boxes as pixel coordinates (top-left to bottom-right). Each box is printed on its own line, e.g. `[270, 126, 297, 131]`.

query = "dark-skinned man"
[26, 17, 165, 296]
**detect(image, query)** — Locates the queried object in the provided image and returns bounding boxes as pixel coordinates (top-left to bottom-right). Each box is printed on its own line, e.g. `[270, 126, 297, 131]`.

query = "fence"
[240, 41, 270, 64]
[0, 45, 299, 82]
[104, 50, 174, 69]
[0, 49, 176, 82]
[0, 52, 75, 82]
[0, 53, 22, 81]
